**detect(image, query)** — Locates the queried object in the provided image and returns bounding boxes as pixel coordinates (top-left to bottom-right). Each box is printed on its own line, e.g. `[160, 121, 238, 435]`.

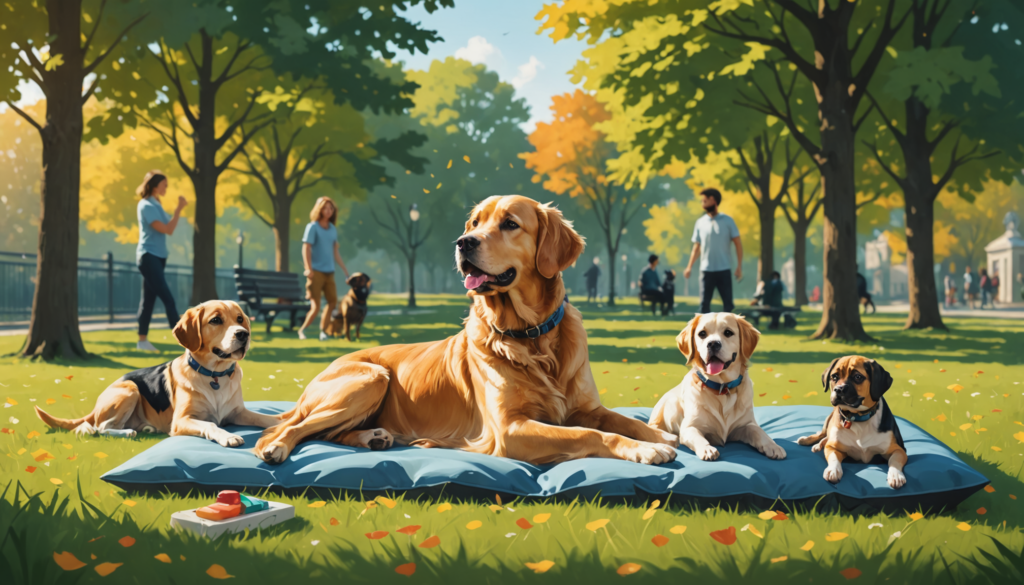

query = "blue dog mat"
[102, 402, 987, 512]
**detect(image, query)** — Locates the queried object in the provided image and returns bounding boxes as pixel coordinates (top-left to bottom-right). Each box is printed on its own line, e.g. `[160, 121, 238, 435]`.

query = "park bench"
[234, 267, 309, 334]
[736, 305, 801, 329]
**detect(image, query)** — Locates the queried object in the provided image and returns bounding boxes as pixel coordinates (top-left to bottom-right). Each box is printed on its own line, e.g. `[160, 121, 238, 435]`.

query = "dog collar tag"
[210, 379, 221, 390]
[842, 420, 852, 429]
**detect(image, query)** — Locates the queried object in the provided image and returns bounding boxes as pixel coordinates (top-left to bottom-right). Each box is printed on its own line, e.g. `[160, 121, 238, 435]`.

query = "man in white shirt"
[683, 188, 743, 313]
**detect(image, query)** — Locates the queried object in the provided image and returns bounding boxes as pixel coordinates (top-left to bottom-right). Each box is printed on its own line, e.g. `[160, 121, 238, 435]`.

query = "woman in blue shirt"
[135, 170, 187, 352]
[299, 197, 350, 340]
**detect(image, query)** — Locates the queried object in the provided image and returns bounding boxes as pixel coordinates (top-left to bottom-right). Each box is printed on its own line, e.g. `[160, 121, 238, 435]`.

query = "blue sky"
[395, 0, 587, 131]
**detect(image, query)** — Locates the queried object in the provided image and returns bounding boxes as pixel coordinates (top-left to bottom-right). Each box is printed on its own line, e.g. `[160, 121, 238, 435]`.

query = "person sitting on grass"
[661, 269, 677, 315]
[639, 254, 668, 316]
[298, 196, 350, 341]
[754, 270, 785, 329]
[856, 265, 875, 314]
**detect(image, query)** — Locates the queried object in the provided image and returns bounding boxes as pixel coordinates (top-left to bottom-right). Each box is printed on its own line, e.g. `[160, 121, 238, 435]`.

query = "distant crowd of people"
[944, 266, 1002, 310]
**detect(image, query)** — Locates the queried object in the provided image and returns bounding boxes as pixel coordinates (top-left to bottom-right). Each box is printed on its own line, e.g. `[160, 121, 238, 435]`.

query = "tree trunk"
[792, 220, 809, 308]
[189, 31, 220, 304]
[272, 185, 291, 272]
[20, 0, 89, 360]
[811, 65, 870, 341]
[758, 200, 776, 282]
[901, 98, 946, 330]
[407, 255, 417, 307]
[606, 243, 617, 306]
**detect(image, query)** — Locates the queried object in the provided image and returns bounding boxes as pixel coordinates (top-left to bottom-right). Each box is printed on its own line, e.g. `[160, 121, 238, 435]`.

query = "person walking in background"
[684, 188, 742, 313]
[964, 265, 976, 310]
[299, 196, 350, 341]
[639, 255, 668, 316]
[990, 269, 1001, 308]
[979, 268, 991, 309]
[135, 170, 186, 352]
[944, 271, 956, 309]
[583, 257, 601, 303]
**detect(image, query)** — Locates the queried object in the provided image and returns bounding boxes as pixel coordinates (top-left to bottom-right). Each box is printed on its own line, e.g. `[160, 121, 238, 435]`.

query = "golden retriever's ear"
[736, 316, 760, 362]
[676, 315, 701, 364]
[535, 203, 585, 279]
[173, 305, 204, 352]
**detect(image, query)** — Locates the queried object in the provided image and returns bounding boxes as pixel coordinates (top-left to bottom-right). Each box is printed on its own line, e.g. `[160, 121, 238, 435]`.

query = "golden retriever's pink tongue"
[464, 272, 493, 290]
[707, 359, 725, 375]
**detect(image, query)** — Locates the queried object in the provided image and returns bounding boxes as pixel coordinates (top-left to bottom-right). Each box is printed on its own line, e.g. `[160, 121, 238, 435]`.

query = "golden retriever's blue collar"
[695, 369, 743, 395]
[493, 297, 567, 339]
[186, 354, 236, 390]
[838, 403, 879, 428]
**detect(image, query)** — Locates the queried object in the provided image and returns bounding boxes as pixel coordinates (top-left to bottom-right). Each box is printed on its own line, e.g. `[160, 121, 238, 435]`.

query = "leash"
[186, 354, 236, 390]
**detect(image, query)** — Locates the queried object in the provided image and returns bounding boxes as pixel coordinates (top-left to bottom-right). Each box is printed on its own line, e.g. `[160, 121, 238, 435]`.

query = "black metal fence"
[0, 251, 236, 323]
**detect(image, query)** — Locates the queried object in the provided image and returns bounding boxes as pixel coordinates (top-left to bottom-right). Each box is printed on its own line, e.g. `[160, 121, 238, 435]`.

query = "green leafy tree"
[92, 0, 452, 304]
[1, 0, 152, 359]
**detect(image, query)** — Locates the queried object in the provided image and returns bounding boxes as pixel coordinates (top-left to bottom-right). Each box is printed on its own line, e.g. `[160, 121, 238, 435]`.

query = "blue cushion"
[102, 402, 987, 511]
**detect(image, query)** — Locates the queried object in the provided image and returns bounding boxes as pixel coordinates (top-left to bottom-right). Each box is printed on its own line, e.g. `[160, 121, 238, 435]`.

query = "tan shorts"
[306, 270, 337, 304]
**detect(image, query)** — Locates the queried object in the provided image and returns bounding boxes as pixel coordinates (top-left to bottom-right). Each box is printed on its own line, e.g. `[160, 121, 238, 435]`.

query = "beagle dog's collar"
[186, 354, 236, 390]
[492, 296, 568, 339]
[695, 369, 744, 395]
[838, 402, 880, 428]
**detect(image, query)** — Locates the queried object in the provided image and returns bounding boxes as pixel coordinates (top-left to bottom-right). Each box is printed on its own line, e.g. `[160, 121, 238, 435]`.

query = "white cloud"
[454, 36, 501, 65]
[511, 56, 544, 89]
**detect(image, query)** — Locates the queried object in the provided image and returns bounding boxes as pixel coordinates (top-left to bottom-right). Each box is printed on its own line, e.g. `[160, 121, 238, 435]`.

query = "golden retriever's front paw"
[796, 435, 817, 446]
[354, 428, 393, 451]
[257, 442, 289, 464]
[761, 441, 786, 460]
[696, 445, 719, 461]
[655, 431, 678, 446]
[218, 434, 245, 448]
[622, 441, 676, 465]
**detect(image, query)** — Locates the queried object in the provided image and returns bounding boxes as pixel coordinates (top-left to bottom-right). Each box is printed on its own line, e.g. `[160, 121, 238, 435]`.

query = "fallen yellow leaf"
[800, 540, 815, 551]
[960, 423, 973, 431]
[948, 384, 964, 392]
[825, 532, 848, 542]
[94, 452, 108, 459]
[94, 562, 122, 577]
[49, 478, 63, 486]
[437, 503, 452, 513]
[376, 497, 396, 509]
[122, 500, 136, 507]
[908, 512, 924, 521]
[758, 510, 777, 520]
[307, 501, 326, 508]
[586, 519, 610, 531]
[771, 556, 788, 563]
[1013, 431, 1024, 443]
[992, 446, 1003, 452]
[533, 513, 551, 524]
[923, 393, 935, 399]
[466, 520, 482, 530]
[742, 524, 764, 538]
[206, 564, 234, 579]
[642, 508, 657, 520]
[154, 553, 172, 563]
[488, 504, 503, 512]
[617, 563, 641, 576]
[669, 525, 687, 535]
[463, 155, 471, 163]
[956, 522, 971, 531]
[525, 560, 555, 574]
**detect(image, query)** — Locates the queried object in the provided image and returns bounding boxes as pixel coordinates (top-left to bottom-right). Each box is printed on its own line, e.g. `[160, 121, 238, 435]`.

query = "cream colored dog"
[648, 313, 786, 461]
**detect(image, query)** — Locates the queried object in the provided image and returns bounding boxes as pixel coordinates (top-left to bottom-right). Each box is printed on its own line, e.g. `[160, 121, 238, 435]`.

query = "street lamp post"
[408, 204, 420, 308]
[622, 254, 629, 299]
[236, 231, 244, 270]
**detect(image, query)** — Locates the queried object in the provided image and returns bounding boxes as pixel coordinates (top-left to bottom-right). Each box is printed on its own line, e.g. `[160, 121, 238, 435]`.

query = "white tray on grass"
[169, 501, 295, 539]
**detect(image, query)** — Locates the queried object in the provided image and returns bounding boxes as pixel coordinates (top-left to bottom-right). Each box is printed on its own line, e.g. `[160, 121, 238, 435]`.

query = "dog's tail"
[34, 406, 94, 431]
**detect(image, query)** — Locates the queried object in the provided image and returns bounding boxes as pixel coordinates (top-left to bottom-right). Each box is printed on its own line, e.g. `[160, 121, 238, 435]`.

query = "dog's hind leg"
[92, 383, 141, 438]
[255, 361, 391, 464]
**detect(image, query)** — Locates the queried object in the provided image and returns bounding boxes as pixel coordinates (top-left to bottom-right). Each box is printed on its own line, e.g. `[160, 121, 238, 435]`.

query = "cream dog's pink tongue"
[707, 359, 724, 375]
[464, 272, 493, 290]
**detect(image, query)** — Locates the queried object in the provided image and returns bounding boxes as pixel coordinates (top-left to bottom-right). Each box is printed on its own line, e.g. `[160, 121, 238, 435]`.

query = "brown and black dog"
[35, 301, 279, 446]
[254, 195, 678, 465]
[328, 272, 371, 341]
[797, 356, 907, 489]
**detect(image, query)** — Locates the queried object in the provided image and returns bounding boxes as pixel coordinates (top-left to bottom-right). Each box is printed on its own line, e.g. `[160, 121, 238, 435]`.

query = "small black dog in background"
[662, 270, 676, 315]
[328, 272, 371, 341]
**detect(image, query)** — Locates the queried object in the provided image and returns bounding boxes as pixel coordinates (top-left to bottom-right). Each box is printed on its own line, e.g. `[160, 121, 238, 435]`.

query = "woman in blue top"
[135, 170, 187, 352]
[299, 196, 350, 341]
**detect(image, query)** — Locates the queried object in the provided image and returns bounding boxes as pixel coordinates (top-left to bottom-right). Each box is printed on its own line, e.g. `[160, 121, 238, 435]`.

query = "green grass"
[1, 294, 1023, 584]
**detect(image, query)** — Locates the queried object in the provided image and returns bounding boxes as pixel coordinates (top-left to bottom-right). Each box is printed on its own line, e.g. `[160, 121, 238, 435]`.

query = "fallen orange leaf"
[206, 564, 234, 579]
[154, 553, 171, 564]
[418, 535, 440, 549]
[395, 562, 416, 577]
[329, 517, 339, 526]
[118, 536, 135, 547]
[651, 534, 669, 547]
[710, 527, 736, 545]
[525, 560, 555, 574]
[977, 508, 987, 515]
[53, 551, 86, 571]
[617, 563, 642, 576]
[516, 518, 533, 530]
[365, 531, 389, 540]
[984, 485, 996, 493]
[771, 556, 788, 563]
[397, 525, 421, 535]
[840, 567, 862, 580]
[95, 562, 122, 577]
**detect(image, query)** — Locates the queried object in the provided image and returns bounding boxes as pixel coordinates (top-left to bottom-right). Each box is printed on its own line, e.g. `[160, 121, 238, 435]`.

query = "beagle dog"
[797, 356, 907, 489]
[649, 313, 786, 461]
[34, 301, 279, 447]
[328, 272, 371, 341]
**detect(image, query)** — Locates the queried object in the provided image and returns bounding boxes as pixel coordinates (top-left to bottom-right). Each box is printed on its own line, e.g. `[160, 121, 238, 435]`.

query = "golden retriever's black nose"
[707, 340, 722, 353]
[456, 235, 480, 252]
[235, 330, 249, 342]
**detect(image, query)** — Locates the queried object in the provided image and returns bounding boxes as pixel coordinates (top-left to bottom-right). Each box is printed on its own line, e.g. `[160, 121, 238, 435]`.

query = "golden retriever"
[255, 195, 678, 465]
[35, 301, 279, 446]
[648, 313, 786, 461]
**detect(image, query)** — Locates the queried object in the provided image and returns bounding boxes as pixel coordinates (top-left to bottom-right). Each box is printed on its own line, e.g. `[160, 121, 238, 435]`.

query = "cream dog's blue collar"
[695, 369, 743, 395]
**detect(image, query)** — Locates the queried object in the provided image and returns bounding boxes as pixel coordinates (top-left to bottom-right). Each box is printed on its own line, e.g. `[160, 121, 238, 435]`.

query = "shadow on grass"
[0, 480, 992, 585]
